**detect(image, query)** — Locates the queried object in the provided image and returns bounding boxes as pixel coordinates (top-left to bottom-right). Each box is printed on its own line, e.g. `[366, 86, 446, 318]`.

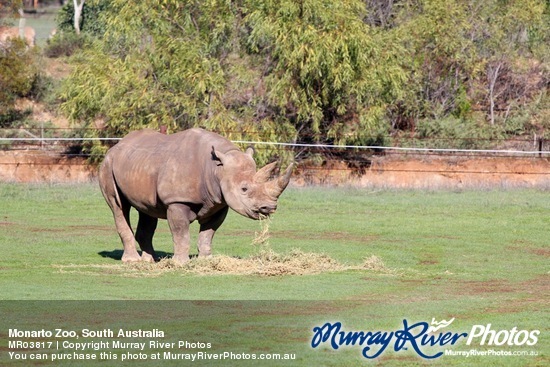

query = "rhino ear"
[245, 146, 254, 157]
[211, 146, 226, 165]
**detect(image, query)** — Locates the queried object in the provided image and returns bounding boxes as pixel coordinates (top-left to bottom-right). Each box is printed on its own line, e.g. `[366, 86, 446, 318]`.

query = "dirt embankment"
[295, 156, 550, 189]
[0, 151, 95, 183]
[1, 150, 549, 189]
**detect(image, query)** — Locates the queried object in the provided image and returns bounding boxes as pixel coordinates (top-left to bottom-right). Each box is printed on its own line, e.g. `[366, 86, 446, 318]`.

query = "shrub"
[0, 38, 39, 122]
[44, 32, 87, 58]
[415, 117, 500, 149]
[56, 0, 110, 37]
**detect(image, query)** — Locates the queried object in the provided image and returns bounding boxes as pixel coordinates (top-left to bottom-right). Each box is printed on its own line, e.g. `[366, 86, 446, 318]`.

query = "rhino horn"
[265, 163, 294, 198]
[254, 161, 279, 183]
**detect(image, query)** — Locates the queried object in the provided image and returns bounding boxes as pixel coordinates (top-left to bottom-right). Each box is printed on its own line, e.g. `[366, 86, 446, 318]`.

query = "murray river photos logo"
[310, 318, 540, 359]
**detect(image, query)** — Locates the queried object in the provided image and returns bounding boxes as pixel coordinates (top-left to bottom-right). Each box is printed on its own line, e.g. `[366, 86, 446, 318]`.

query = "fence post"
[538, 137, 543, 158]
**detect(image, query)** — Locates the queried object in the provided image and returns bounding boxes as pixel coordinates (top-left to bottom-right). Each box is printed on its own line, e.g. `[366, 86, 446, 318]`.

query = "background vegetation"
[0, 0, 39, 123]
[1, 0, 549, 160]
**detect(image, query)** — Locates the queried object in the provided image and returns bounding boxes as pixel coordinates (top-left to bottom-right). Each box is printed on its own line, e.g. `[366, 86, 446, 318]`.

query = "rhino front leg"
[167, 203, 196, 264]
[198, 207, 229, 258]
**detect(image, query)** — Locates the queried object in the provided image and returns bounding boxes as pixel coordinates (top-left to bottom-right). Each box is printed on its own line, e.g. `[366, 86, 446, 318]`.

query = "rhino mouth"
[257, 205, 277, 216]
[247, 205, 277, 220]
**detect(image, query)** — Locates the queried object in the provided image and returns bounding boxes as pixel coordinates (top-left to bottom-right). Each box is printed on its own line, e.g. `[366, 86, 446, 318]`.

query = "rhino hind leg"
[135, 212, 158, 262]
[107, 195, 141, 263]
[117, 202, 142, 262]
[99, 161, 141, 262]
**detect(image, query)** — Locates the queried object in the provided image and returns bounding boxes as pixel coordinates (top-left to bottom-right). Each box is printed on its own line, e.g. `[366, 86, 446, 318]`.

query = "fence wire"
[0, 133, 549, 177]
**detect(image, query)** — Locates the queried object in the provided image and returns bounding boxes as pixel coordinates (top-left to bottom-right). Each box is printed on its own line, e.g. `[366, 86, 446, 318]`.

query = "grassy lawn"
[0, 183, 548, 366]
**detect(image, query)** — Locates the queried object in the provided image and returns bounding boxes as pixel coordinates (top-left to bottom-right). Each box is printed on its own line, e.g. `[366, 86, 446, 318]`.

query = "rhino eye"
[241, 185, 249, 193]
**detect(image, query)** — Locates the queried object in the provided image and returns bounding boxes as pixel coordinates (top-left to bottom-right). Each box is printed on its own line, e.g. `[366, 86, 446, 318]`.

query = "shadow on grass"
[98, 250, 178, 261]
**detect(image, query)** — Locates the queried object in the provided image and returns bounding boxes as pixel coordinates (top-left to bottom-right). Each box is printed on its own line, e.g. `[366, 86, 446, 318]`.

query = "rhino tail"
[98, 156, 122, 209]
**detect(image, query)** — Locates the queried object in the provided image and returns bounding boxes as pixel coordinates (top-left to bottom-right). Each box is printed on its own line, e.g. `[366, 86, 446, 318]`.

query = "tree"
[0, 38, 39, 120]
[56, 0, 109, 36]
[243, 0, 408, 144]
[384, 0, 549, 130]
[72, 0, 84, 34]
[59, 0, 245, 161]
[0, 1, 39, 120]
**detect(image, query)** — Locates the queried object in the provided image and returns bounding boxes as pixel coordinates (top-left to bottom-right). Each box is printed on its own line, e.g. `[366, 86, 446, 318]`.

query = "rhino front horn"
[266, 163, 294, 198]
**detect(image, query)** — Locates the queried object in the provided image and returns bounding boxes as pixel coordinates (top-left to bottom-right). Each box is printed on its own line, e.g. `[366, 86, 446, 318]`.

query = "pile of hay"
[185, 249, 344, 276]
[55, 253, 390, 277]
[125, 251, 389, 277]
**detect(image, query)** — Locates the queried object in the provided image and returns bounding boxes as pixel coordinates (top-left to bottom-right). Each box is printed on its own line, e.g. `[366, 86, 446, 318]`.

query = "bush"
[0, 109, 31, 128]
[0, 38, 39, 121]
[56, 0, 110, 37]
[44, 32, 87, 58]
[415, 117, 500, 149]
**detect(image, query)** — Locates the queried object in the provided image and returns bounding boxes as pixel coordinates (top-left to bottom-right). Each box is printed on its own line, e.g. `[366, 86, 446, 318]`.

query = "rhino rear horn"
[254, 161, 278, 183]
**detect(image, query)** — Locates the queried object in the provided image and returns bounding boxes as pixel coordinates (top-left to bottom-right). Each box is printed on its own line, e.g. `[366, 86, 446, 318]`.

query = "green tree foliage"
[59, 0, 549, 157]
[0, 38, 39, 123]
[392, 0, 549, 130]
[244, 0, 407, 144]
[60, 0, 407, 155]
[0, 0, 40, 123]
[56, 0, 109, 36]
[60, 0, 257, 161]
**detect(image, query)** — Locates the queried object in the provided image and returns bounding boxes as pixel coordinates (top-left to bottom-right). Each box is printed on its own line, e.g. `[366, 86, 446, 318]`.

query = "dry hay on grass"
[126, 251, 389, 277]
[55, 217, 391, 277]
[53, 253, 390, 277]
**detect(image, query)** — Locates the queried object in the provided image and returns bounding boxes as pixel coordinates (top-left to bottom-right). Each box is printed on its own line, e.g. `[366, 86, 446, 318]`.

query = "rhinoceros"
[98, 128, 293, 264]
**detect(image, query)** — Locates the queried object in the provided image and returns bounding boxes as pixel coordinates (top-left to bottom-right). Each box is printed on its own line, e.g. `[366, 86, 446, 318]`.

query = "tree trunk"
[73, 0, 85, 35]
[487, 62, 502, 126]
[18, 8, 25, 39]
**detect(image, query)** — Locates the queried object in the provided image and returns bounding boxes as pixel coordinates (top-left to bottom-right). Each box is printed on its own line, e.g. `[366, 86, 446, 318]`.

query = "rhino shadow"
[98, 250, 194, 262]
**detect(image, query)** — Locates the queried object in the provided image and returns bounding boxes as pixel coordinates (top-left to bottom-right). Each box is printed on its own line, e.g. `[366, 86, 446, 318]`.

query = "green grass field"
[0, 183, 548, 366]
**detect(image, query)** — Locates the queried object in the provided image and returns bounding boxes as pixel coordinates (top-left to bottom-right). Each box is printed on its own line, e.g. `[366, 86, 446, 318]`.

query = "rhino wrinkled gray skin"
[99, 128, 294, 264]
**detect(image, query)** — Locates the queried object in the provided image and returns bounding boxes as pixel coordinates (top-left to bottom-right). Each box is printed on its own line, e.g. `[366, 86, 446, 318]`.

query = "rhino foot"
[121, 251, 142, 262]
[141, 252, 156, 263]
[172, 254, 190, 265]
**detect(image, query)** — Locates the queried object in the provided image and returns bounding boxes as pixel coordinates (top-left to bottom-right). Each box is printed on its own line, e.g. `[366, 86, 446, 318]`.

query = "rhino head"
[212, 147, 294, 220]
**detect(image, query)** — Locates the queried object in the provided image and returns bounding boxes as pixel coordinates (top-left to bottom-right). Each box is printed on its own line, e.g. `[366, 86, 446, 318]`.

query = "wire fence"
[0, 128, 549, 179]
[1, 132, 548, 155]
